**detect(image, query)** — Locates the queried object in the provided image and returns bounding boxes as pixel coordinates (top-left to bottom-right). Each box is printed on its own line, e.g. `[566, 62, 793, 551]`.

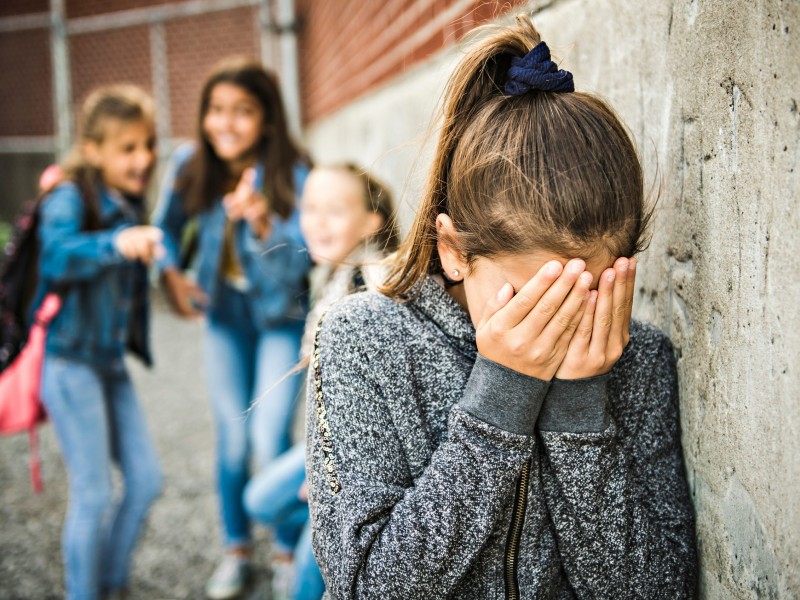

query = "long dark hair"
[381, 16, 654, 299]
[179, 57, 308, 219]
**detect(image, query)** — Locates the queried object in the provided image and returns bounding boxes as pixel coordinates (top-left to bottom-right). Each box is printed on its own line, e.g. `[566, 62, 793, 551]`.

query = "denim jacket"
[36, 182, 151, 372]
[153, 143, 311, 328]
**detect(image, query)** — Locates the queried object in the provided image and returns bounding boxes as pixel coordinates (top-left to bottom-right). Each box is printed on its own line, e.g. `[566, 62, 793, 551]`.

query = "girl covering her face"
[305, 16, 696, 600]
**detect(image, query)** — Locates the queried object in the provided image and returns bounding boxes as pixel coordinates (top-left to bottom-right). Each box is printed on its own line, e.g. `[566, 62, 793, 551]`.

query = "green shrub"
[0, 221, 11, 253]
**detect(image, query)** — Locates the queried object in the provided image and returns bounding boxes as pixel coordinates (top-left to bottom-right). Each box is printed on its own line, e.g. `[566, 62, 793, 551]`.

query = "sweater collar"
[409, 276, 477, 359]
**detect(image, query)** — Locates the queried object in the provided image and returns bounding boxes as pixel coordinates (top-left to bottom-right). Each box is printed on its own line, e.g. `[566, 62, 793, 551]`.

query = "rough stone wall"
[304, 1, 800, 597]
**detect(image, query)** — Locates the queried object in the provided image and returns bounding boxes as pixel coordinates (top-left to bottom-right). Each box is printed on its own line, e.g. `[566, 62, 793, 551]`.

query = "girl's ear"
[363, 212, 383, 240]
[436, 213, 467, 282]
[82, 140, 102, 168]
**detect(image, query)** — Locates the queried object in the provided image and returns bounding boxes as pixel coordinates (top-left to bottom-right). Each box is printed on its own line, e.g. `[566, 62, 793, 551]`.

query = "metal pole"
[150, 21, 172, 157]
[276, 0, 302, 138]
[50, 0, 72, 160]
[259, 0, 275, 71]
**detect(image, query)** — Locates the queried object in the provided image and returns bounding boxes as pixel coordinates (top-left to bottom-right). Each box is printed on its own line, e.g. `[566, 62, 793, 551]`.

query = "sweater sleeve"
[38, 184, 126, 284]
[536, 333, 697, 598]
[306, 308, 548, 600]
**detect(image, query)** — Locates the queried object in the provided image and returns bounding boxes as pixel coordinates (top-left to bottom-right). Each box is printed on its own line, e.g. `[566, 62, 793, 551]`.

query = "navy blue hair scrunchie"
[504, 41, 574, 95]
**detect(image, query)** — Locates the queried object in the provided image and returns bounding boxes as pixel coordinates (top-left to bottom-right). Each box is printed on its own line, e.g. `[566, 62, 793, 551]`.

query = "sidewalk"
[0, 293, 276, 599]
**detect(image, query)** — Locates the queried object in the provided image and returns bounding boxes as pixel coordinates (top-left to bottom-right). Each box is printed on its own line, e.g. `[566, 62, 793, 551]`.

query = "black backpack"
[0, 197, 45, 374]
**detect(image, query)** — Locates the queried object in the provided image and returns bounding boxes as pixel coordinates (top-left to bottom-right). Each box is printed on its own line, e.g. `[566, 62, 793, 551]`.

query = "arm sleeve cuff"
[459, 354, 551, 436]
[537, 374, 611, 433]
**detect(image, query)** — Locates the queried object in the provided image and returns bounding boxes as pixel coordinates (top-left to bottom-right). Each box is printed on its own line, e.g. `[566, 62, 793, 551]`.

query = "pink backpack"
[0, 293, 61, 492]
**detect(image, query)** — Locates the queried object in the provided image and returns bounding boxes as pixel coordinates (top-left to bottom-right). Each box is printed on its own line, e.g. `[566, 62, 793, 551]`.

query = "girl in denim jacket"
[153, 57, 312, 599]
[38, 85, 164, 600]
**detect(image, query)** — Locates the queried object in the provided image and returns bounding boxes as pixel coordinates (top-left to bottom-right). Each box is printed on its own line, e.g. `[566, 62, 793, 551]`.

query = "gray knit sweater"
[306, 276, 697, 599]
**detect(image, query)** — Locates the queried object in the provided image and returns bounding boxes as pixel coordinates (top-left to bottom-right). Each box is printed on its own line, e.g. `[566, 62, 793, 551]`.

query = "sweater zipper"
[504, 460, 530, 600]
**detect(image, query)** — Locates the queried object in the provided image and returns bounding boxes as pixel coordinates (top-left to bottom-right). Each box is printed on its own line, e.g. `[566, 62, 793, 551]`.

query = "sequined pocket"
[313, 319, 342, 495]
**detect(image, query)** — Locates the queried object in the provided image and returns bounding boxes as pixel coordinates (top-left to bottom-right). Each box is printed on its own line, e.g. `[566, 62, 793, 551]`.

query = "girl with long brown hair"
[153, 57, 312, 599]
[305, 16, 697, 599]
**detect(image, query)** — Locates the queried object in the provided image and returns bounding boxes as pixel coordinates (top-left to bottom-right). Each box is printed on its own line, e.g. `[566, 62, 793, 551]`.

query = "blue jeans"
[205, 283, 304, 548]
[41, 355, 163, 600]
[245, 443, 325, 600]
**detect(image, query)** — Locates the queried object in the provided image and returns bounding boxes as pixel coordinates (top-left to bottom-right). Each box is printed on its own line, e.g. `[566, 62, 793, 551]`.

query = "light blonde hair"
[322, 163, 400, 253]
[60, 84, 155, 228]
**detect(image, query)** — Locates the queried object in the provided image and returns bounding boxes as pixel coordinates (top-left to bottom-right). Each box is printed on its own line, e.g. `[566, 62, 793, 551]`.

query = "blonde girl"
[244, 163, 399, 600]
[37, 85, 164, 600]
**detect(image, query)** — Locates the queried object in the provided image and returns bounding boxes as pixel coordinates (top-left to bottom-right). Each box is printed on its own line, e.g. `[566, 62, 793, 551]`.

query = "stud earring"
[452, 270, 460, 278]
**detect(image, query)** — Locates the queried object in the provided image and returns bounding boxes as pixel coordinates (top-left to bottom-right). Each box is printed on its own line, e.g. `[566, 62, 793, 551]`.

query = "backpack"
[0, 197, 44, 374]
[0, 196, 56, 493]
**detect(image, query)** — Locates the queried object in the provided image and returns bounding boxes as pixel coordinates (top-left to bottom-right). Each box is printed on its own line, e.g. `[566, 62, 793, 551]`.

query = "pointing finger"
[235, 167, 257, 199]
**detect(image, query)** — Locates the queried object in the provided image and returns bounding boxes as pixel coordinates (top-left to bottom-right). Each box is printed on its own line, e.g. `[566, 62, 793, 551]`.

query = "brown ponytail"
[381, 15, 652, 299]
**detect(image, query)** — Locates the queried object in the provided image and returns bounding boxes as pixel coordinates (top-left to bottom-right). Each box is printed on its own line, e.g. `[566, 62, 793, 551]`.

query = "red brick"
[0, 28, 53, 136]
[166, 7, 259, 138]
[299, 0, 519, 124]
[0, 0, 48, 18]
[67, 0, 176, 20]
[69, 25, 152, 109]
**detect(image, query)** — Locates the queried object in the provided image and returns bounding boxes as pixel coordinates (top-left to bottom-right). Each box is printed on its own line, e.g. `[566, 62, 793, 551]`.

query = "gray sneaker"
[270, 559, 295, 600]
[205, 555, 250, 599]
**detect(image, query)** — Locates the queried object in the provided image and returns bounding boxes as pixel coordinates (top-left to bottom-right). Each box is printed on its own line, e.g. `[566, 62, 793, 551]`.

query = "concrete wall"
[303, 0, 800, 597]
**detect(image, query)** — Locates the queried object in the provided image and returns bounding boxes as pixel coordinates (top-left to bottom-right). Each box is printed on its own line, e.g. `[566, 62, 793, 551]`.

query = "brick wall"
[296, 0, 528, 125]
[66, 0, 176, 19]
[166, 6, 260, 138]
[70, 25, 153, 111]
[0, 0, 48, 19]
[0, 0, 262, 209]
[0, 27, 53, 136]
[0, 1, 530, 136]
[0, 1, 261, 141]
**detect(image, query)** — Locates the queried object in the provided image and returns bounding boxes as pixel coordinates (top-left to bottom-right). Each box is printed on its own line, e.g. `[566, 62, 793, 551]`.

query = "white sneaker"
[271, 559, 295, 600]
[205, 555, 250, 599]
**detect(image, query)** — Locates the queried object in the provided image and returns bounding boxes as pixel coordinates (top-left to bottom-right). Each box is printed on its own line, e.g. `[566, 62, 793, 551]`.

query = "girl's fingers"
[234, 167, 257, 200]
[575, 290, 597, 346]
[609, 257, 629, 344]
[624, 257, 637, 336]
[243, 202, 267, 223]
[188, 285, 210, 308]
[554, 290, 595, 378]
[491, 260, 564, 331]
[517, 259, 586, 337]
[536, 269, 593, 346]
[239, 167, 257, 192]
[558, 288, 594, 351]
[589, 267, 615, 355]
[478, 282, 514, 329]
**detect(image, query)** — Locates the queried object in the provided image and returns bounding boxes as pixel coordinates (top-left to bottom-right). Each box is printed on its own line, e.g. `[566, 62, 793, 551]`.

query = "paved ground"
[0, 293, 282, 599]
